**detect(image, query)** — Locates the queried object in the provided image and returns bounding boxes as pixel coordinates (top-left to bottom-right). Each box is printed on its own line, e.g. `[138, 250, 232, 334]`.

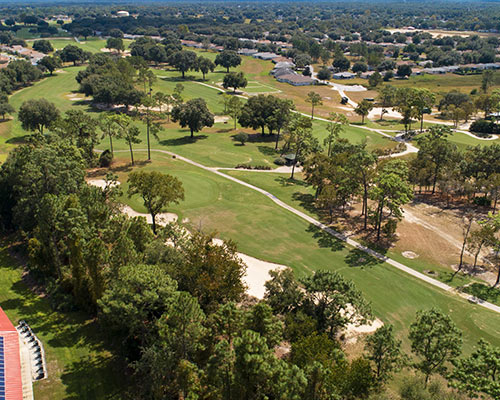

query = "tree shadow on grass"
[344, 248, 383, 268]
[159, 134, 208, 146]
[306, 224, 345, 252]
[461, 282, 499, 304]
[160, 75, 196, 82]
[258, 145, 277, 156]
[276, 176, 309, 187]
[292, 192, 320, 217]
[6, 135, 31, 144]
[4, 278, 108, 352]
[60, 354, 125, 400]
[246, 133, 277, 144]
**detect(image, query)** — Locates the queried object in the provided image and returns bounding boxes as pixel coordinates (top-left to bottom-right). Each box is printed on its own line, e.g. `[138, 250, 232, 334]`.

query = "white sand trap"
[368, 107, 402, 120]
[214, 116, 230, 123]
[212, 238, 287, 299]
[402, 251, 419, 259]
[66, 93, 86, 101]
[344, 318, 383, 342]
[121, 205, 178, 225]
[239, 254, 287, 299]
[87, 179, 120, 189]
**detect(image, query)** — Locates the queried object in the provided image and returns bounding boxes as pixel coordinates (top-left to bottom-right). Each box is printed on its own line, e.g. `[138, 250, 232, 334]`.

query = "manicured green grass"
[244, 81, 281, 94]
[25, 37, 132, 54]
[363, 119, 437, 133]
[443, 130, 500, 149]
[0, 242, 123, 400]
[109, 153, 500, 352]
[0, 67, 87, 157]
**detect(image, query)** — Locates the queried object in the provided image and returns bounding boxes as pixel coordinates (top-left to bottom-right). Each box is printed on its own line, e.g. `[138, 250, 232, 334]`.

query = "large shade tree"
[18, 99, 60, 135]
[171, 98, 214, 138]
[215, 50, 242, 73]
[127, 170, 184, 234]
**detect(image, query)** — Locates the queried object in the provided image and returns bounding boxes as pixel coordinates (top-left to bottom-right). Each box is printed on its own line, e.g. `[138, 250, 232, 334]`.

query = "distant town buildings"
[0, 45, 45, 65]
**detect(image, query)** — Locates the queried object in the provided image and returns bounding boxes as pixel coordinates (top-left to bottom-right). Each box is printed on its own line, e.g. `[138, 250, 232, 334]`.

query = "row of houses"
[423, 62, 500, 74]
[0, 45, 45, 65]
[271, 61, 315, 86]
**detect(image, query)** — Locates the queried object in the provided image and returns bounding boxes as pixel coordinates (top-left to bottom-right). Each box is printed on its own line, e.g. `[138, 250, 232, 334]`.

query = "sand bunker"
[66, 93, 85, 101]
[368, 107, 402, 120]
[121, 205, 178, 226]
[402, 251, 419, 259]
[214, 116, 230, 123]
[344, 318, 384, 343]
[212, 238, 287, 299]
[87, 179, 119, 189]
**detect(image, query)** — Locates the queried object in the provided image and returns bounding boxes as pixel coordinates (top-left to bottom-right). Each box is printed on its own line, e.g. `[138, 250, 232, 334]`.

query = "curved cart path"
[114, 148, 500, 315]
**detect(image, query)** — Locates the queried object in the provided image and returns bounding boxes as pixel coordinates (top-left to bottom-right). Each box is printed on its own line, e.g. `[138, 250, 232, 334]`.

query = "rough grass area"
[223, 171, 490, 292]
[386, 72, 500, 98]
[0, 241, 123, 400]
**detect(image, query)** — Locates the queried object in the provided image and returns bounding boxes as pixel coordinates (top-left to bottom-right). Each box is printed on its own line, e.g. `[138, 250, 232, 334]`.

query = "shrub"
[234, 132, 249, 145]
[469, 119, 498, 137]
[472, 196, 491, 207]
[317, 67, 332, 80]
[274, 157, 286, 166]
[99, 149, 113, 167]
[235, 164, 271, 170]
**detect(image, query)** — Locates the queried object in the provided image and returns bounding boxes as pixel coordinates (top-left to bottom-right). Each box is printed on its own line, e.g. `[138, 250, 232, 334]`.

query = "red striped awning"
[0, 307, 23, 400]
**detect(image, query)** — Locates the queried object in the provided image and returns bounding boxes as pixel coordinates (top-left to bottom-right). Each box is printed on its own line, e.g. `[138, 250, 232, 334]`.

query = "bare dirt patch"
[211, 238, 287, 299]
[402, 251, 419, 259]
[214, 115, 230, 124]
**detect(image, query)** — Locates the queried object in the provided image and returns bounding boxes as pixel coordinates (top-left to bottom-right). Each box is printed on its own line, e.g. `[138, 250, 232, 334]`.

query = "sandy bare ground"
[398, 202, 498, 284]
[368, 107, 402, 120]
[121, 205, 178, 225]
[214, 115, 230, 124]
[403, 205, 465, 253]
[211, 238, 287, 299]
[343, 318, 384, 343]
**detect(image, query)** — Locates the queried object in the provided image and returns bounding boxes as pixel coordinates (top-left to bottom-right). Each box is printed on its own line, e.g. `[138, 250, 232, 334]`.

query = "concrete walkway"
[115, 148, 500, 315]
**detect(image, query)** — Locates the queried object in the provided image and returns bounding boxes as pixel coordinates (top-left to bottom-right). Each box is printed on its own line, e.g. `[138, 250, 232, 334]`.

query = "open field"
[96, 152, 500, 352]
[383, 72, 500, 98]
[0, 242, 122, 400]
[24, 37, 132, 54]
